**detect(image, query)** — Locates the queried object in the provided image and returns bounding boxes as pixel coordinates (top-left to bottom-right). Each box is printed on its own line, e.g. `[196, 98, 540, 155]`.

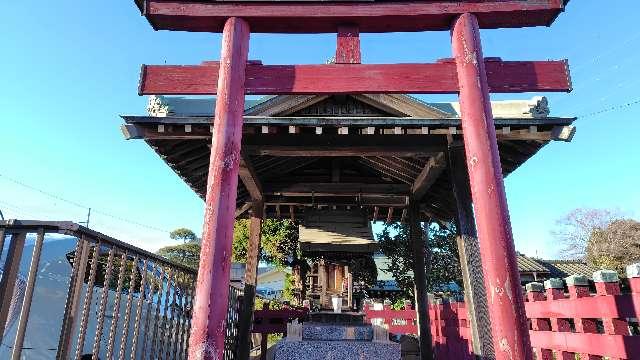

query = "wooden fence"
[251, 302, 308, 360]
[525, 269, 640, 359]
[363, 300, 473, 358]
[364, 266, 640, 359]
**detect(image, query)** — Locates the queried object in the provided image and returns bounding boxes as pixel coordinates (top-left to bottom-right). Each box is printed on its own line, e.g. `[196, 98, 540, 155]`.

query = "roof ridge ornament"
[146, 95, 171, 117]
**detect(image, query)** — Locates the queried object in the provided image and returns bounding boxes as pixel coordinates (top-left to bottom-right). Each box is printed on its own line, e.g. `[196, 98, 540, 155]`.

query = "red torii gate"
[132, 1, 571, 359]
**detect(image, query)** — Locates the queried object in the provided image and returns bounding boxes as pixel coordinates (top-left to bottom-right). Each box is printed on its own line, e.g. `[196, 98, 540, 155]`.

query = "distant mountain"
[0, 235, 77, 275]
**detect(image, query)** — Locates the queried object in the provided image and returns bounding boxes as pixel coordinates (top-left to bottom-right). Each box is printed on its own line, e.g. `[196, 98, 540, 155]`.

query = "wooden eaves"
[121, 111, 576, 222]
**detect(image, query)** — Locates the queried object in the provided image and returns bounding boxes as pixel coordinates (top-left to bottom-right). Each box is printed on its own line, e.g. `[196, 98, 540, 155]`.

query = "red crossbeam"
[141, 0, 568, 33]
[139, 60, 571, 95]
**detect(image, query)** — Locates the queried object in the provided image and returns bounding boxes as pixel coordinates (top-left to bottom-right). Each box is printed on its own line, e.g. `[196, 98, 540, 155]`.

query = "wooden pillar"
[237, 202, 263, 360]
[409, 202, 433, 360]
[335, 25, 361, 64]
[345, 265, 353, 310]
[189, 17, 250, 360]
[449, 142, 494, 358]
[300, 262, 308, 303]
[319, 259, 327, 308]
[451, 13, 531, 360]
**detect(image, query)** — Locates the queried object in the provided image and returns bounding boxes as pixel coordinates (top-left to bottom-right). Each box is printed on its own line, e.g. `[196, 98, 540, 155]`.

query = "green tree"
[157, 242, 201, 269]
[586, 219, 640, 274]
[169, 228, 198, 243]
[160, 221, 300, 271]
[377, 221, 461, 297]
[232, 220, 251, 262]
[232, 219, 300, 268]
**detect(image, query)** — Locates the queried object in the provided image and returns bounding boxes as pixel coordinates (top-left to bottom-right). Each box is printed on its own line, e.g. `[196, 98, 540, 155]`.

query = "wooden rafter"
[239, 153, 263, 201]
[358, 157, 418, 184]
[235, 202, 252, 218]
[411, 153, 447, 201]
[139, 60, 571, 95]
[140, 0, 567, 33]
[256, 157, 320, 178]
[264, 183, 409, 197]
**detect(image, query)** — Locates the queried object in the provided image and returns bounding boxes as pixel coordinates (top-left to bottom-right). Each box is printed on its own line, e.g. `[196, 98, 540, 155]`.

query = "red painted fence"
[363, 300, 473, 359]
[526, 270, 640, 359]
[362, 268, 640, 360]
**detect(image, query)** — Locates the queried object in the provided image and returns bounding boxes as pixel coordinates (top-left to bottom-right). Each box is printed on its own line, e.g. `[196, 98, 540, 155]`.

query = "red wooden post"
[544, 279, 573, 360]
[336, 25, 361, 64]
[525, 283, 551, 360]
[593, 271, 628, 344]
[260, 302, 269, 360]
[566, 275, 601, 360]
[189, 17, 250, 360]
[451, 13, 531, 360]
[627, 263, 640, 293]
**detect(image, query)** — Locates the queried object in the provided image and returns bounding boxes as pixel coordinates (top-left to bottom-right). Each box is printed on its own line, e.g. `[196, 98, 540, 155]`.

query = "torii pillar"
[189, 17, 250, 360]
[451, 13, 532, 360]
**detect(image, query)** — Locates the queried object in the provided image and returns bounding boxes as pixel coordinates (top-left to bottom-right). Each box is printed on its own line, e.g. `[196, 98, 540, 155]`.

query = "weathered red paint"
[526, 278, 640, 358]
[336, 25, 361, 64]
[139, 60, 571, 95]
[451, 13, 532, 360]
[141, 0, 567, 33]
[188, 17, 250, 360]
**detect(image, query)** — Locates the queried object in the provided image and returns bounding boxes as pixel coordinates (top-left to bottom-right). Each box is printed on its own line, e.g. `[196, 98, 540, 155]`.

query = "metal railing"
[0, 220, 207, 359]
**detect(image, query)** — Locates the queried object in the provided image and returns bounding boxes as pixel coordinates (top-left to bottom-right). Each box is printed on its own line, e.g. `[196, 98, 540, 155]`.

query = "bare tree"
[552, 208, 622, 259]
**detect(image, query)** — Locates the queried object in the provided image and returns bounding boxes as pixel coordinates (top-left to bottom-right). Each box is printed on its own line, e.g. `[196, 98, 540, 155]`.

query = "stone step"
[307, 311, 365, 325]
[275, 340, 401, 360]
[302, 324, 373, 341]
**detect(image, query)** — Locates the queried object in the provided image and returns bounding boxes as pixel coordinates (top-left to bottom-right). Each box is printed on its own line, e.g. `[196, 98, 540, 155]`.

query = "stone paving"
[275, 323, 400, 360]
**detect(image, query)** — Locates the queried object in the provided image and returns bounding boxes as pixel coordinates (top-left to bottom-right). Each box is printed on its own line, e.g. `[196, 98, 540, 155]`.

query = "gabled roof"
[121, 93, 576, 222]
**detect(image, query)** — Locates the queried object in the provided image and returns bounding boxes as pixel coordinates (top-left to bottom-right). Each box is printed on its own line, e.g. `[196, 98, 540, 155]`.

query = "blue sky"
[1, 1, 638, 255]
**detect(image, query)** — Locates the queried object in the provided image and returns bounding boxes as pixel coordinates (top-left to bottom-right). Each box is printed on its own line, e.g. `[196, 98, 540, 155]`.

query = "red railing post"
[593, 271, 628, 345]
[189, 17, 251, 360]
[544, 279, 573, 360]
[566, 275, 600, 360]
[525, 283, 552, 360]
[451, 12, 531, 360]
[626, 263, 640, 294]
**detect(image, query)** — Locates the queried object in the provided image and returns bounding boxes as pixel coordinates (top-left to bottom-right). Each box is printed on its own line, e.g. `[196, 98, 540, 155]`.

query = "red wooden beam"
[139, 60, 571, 95]
[529, 331, 640, 359]
[141, 0, 568, 33]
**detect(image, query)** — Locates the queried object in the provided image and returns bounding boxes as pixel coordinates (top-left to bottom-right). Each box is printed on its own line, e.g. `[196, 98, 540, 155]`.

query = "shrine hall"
[124, 1, 574, 360]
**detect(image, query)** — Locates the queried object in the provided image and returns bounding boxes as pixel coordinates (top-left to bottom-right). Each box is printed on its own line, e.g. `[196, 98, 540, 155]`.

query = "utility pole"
[79, 208, 91, 228]
[0, 208, 4, 221]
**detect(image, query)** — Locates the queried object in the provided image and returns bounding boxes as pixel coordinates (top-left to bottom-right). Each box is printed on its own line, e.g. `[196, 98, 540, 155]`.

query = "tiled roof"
[517, 255, 549, 273]
[540, 260, 599, 280]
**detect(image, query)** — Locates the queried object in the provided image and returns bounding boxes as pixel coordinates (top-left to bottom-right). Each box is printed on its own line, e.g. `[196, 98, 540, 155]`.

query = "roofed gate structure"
[125, 1, 573, 359]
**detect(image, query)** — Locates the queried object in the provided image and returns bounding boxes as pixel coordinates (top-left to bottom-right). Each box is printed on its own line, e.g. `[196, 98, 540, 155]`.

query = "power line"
[578, 98, 640, 119]
[0, 173, 170, 234]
